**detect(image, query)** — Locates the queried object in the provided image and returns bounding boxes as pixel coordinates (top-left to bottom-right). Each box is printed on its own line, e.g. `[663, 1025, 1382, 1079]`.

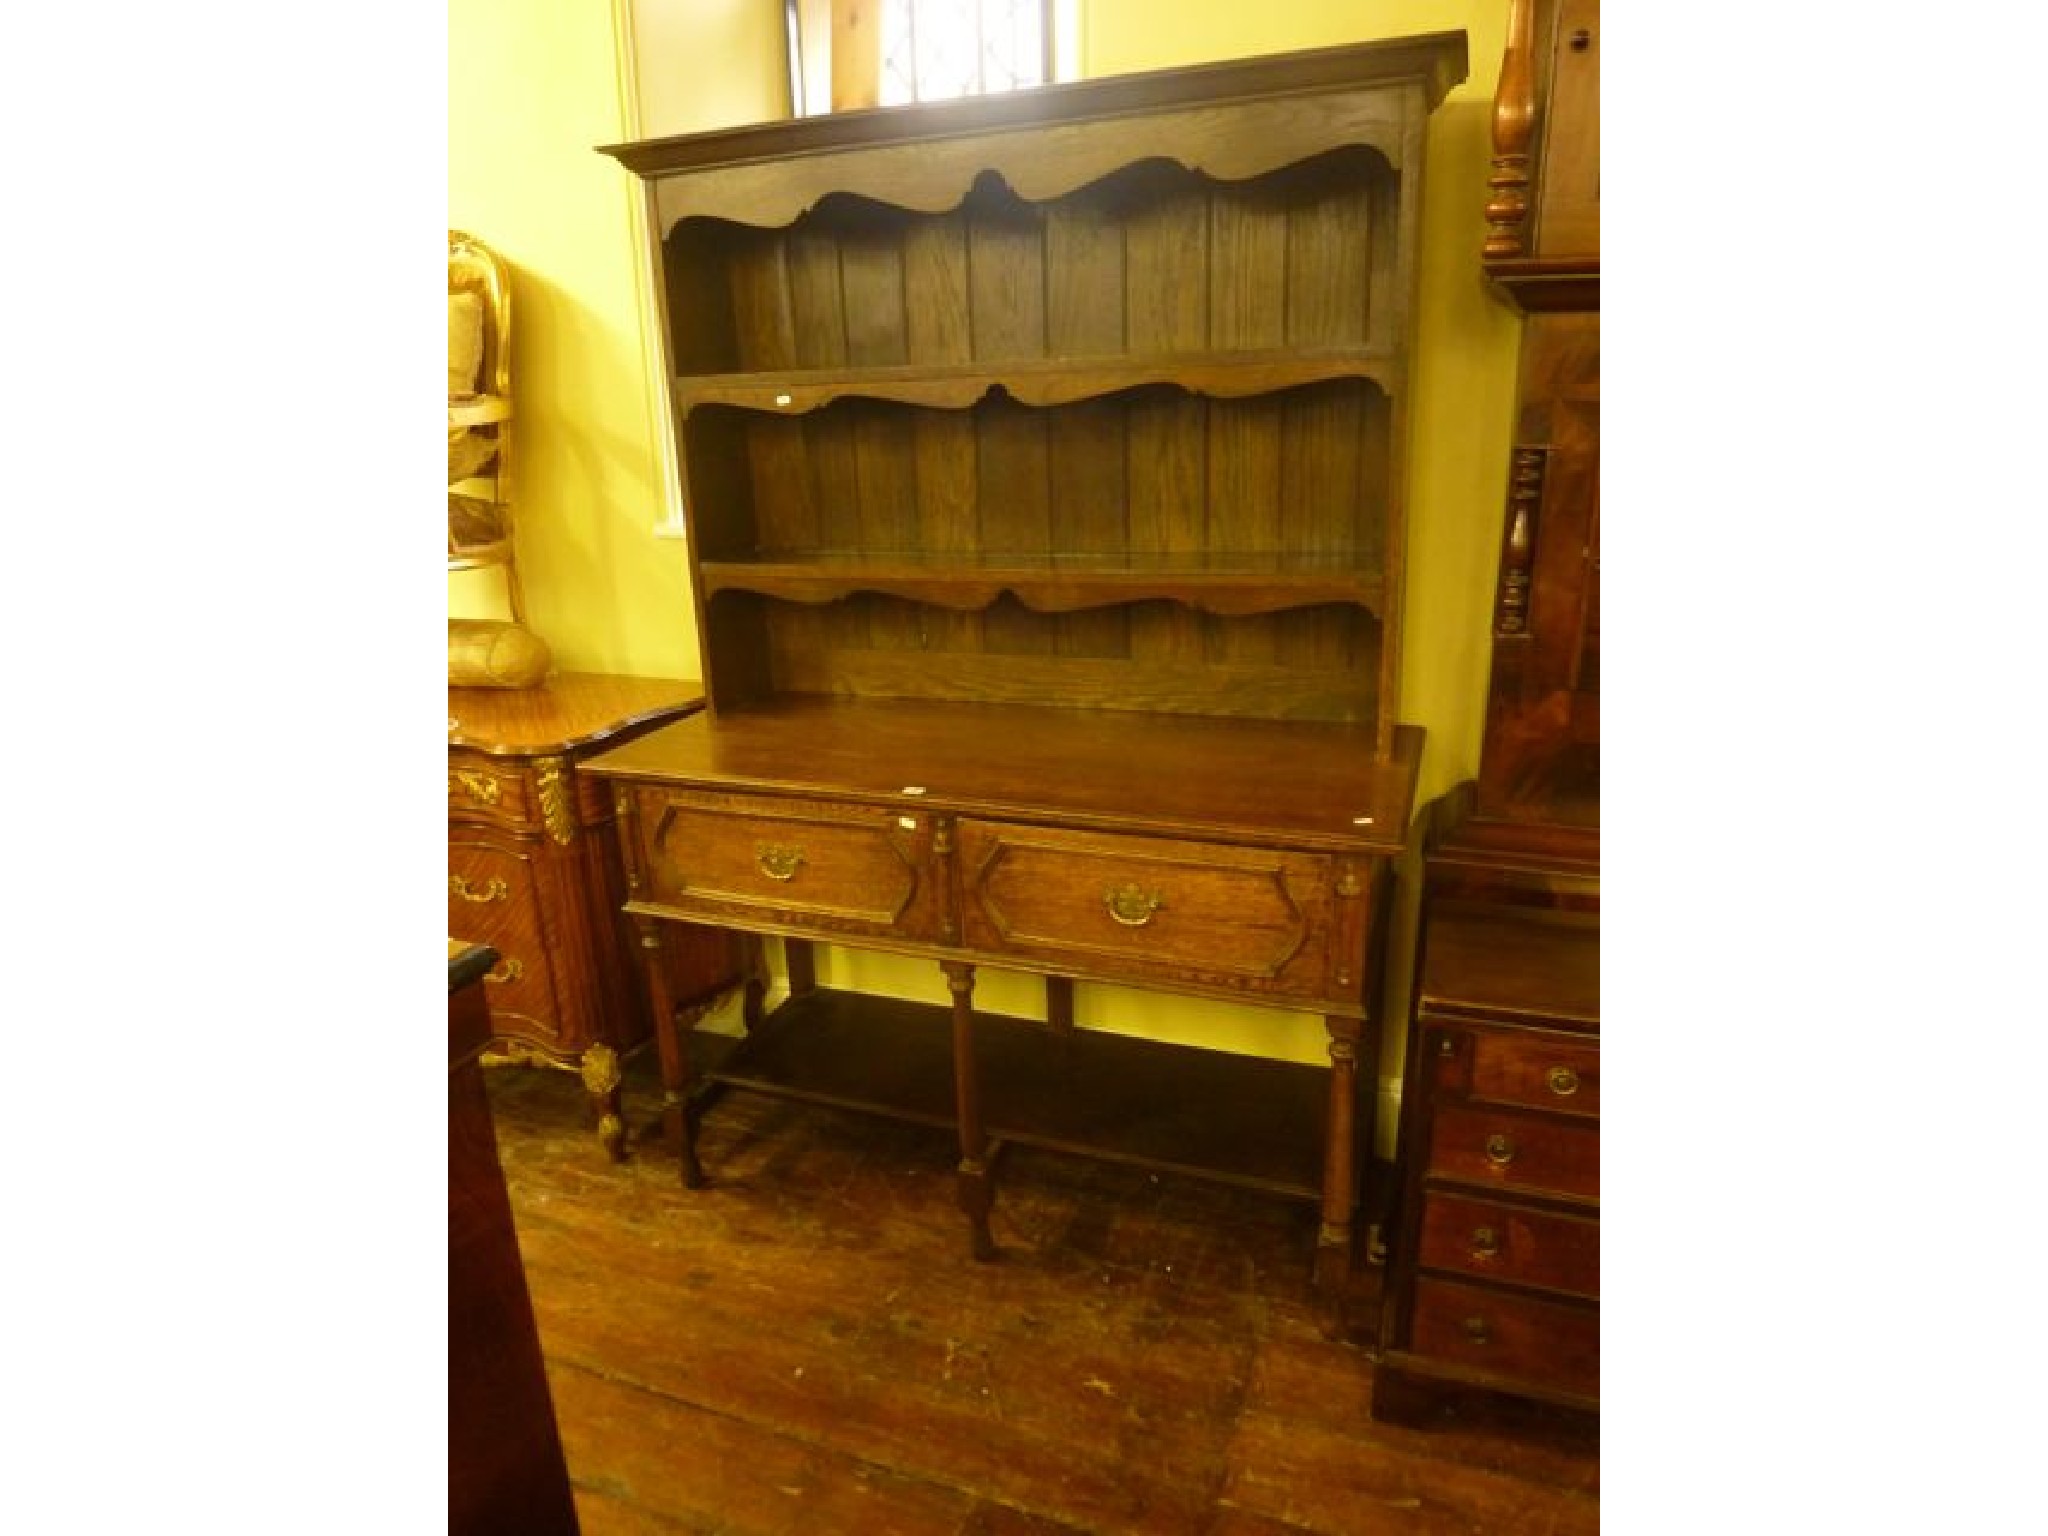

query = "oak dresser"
[585, 33, 1468, 1287]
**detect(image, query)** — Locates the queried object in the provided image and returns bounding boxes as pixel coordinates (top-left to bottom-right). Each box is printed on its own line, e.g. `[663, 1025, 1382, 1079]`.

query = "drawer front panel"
[447, 836, 564, 1047]
[634, 789, 940, 942]
[1409, 1277, 1598, 1398]
[956, 821, 1337, 1000]
[1429, 1022, 1600, 1117]
[448, 750, 534, 830]
[1416, 1190, 1599, 1299]
[1426, 1103, 1598, 1203]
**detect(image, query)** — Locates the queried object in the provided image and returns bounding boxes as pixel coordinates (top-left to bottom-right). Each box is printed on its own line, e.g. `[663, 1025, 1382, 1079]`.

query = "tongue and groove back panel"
[606, 34, 1467, 744]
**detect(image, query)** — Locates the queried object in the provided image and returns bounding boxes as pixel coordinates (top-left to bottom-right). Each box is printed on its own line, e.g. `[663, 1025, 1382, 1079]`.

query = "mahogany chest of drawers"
[447, 673, 741, 1159]
[1374, 899, 1599, 1414]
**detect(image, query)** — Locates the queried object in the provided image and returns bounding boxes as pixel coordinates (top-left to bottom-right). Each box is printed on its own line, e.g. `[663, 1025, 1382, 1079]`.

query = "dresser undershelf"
[692, 987, 1331, 1202]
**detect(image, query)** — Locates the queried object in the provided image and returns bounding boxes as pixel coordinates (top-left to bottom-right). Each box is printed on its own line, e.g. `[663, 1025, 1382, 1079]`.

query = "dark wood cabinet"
[449, 941, 579, 1536]
[588, 34, 1467, 1288]
[1376, 0, 1601, 1418]
[447, 673, 742, 1159]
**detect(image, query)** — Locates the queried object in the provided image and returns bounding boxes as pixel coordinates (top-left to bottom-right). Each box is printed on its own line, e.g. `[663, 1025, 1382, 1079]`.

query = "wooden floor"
[486, 1050, 1598, 1535]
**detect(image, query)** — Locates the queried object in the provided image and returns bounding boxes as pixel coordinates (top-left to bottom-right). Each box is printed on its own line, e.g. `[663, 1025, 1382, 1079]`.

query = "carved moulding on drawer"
[960, 824, 1329, 993]
[645, 792, 932, 935]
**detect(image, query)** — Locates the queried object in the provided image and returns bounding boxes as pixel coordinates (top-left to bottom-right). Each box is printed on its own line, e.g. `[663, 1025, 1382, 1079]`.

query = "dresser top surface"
[1419, 902, 1599, 1027]
[584, 697, 1422, 854]
[448, 673, 705, 758]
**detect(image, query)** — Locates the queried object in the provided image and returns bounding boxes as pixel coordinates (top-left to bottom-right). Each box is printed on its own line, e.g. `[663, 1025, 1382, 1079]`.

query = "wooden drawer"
[1416, 1190, 1598, 1299]
[628, 787, 943, 943]
[448, 749, 534, 830]
[1428, 1022, 1599, 1118]
[1426, 1102, 1598, 1203]
[447, 835, 563, 1047]
[1408, 1277, 1598, 1398]
[956, 821, 1340, 1001]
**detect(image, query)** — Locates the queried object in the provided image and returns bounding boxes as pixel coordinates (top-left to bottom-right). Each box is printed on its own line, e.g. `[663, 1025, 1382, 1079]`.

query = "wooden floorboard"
[484, 1051, 1598, 1535]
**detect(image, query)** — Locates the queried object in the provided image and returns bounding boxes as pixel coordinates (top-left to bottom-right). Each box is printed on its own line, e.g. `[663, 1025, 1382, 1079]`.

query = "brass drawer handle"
[1469, 1225, 1501, 1259]
[756, 842, 805, 881]
[1460, 1315, 1492, 1345]
[449, 769, 500, 805]
[1484, 1133, 1517, 1168]
[1547, 1065, 1581, 1097]
[448, 874, 509, 904]
[1104, 884, 1165, 927]
[485, 957, 524, 985]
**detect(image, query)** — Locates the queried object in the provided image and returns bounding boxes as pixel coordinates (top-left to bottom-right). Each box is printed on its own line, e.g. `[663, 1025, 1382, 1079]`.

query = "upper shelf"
[675, 348, 1399, 417]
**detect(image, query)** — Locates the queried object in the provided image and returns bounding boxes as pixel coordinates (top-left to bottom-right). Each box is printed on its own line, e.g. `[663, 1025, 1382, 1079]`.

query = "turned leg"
[943, 960, 998, 1262]
[578, 1041, 628, 1163]
[637, 917, 705, 1188]
[1316, 1015, 1364, 1292]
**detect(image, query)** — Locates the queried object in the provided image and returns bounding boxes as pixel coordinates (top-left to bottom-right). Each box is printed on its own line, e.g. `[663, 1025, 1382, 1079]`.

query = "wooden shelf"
[699, 550, 1387, 617]
[695, 988, 1329, 1201]
[674, 349, 1398, 417]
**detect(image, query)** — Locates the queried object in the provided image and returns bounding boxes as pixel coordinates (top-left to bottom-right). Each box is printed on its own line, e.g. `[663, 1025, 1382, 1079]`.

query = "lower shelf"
[691, 986, 1333, 1202]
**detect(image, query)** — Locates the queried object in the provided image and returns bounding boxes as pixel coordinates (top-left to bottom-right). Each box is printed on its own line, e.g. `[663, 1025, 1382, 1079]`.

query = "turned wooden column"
[1317, 1015, 1365, 1291]
[942, 959, 998, 1262]
[635, 916, 705, 1188]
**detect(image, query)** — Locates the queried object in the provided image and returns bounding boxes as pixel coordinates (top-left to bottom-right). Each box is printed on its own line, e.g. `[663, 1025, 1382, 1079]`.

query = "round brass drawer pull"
[485, 957, 525, 985]
[1104, 884, 1165, 927]
[1484, 1133, 1517, 1167]
[1460, 1315, 1492, 1345]
[1547, 1065, 1581, 1097]
[449, 874, 510, 904]
[755, 843, 805, 881]
[1469, 1225, 1501, 1259]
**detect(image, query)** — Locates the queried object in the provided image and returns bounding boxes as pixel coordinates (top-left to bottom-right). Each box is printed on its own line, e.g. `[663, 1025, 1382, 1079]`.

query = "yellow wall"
[448, 0, 786, 678]
[449, 1, 1525, 1146]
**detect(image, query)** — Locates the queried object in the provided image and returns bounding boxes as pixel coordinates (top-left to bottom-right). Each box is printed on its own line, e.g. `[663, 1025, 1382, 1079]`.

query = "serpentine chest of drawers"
[447, 672, 741, 1159]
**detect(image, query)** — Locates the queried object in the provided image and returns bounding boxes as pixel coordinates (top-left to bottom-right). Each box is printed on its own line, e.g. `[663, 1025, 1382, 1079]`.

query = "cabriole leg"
[578, 1041, 627, 1163]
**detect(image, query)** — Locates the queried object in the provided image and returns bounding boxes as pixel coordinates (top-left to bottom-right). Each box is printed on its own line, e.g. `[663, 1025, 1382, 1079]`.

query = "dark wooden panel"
[449, 965, 579, 1536]
[966, 175, 1046, 358]
[767, 627, 1378, 723]
[724, 231, 797, 372]
[784, 220, 848, 369]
